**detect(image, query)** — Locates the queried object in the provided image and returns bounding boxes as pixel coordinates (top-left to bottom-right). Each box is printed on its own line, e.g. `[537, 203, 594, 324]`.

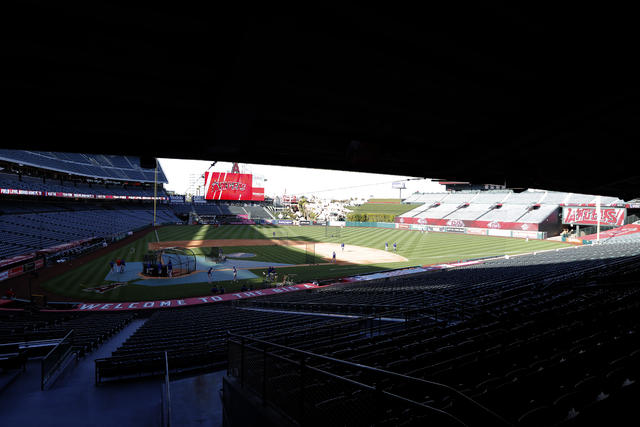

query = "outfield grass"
[40, 224, 571, 302]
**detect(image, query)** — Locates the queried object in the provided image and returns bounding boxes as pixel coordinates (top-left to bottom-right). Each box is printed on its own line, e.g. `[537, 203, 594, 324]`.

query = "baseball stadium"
[2, 150, 640, 427]
[4, 5, 640, 427]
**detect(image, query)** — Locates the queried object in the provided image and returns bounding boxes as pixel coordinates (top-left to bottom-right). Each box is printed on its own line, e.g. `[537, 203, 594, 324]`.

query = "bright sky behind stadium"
[158, 158, 445, 200]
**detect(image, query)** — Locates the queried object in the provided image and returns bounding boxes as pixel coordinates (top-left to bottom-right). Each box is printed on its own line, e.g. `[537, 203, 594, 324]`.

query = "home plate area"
[103, 254, 294, 287]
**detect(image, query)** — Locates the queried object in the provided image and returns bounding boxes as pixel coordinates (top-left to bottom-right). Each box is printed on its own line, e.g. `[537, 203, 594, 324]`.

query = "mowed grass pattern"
[40, 225, 571, 301]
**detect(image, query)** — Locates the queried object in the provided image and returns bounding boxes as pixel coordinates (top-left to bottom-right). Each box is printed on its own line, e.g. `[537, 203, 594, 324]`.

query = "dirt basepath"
[149, 239, 407, 265]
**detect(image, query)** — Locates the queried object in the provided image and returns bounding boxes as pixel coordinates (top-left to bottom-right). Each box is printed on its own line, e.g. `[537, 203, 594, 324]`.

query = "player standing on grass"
[233, 266, 237, 282]
[332, 251, 336, 263]
[393, 242, 397, 252]
[208, 267, 213, 283]
[385, 242, 388, 251]
[341, 242, 344, 251]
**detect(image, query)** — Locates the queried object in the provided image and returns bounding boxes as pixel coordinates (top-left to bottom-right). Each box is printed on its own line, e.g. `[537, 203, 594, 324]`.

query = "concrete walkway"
[0, 318, 163, 427]
[169, 370, 226, 427]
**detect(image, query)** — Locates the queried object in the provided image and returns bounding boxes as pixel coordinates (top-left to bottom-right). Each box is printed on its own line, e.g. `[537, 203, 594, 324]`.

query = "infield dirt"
[148, 239, 407, 265]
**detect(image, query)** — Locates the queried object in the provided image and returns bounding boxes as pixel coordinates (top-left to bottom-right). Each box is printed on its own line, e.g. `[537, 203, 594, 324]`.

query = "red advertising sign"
[63, 283, 320, 311]
[581, 224, 640, 241]
[395, 216, 541, 231]
[562, 207, 626, 226]
[204, 172, 253, 201]
[251, 187, 265, 201]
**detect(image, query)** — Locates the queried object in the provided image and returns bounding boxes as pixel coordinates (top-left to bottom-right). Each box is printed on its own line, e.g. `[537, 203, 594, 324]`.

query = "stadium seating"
[0, 150, 167, 183]
[0, 202, 179, 259]
[95, 304, 349, 383]
[0, 172, 162, 198]
[0, 310, 135, 357]
[223, 242, 640, 425]
[397, 189, 627, 230]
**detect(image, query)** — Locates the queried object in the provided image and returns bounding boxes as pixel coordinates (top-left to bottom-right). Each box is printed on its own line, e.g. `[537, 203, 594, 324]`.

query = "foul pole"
[596, 195, 601, 243]
[153, 159, 158, 227]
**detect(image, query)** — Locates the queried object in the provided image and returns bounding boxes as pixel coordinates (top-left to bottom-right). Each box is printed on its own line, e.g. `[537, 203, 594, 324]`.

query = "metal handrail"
[227, 331, 511, 426]
[41, 329, 74, 390]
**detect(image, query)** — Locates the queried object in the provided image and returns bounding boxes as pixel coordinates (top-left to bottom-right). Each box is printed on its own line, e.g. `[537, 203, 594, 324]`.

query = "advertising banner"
[580, 224, 640, 241]
[487, 229, 512, 237]
[251, 187, 265, 202]
[395, 216, 540, 231]
[70, 283, 320, 311]
[562, 207, 626, 226]
[169, 195, 185, 203]
[204, 172, 253, 201]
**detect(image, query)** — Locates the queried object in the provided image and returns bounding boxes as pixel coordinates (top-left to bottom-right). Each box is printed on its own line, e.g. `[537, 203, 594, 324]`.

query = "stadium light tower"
[394, 177, 422, 199]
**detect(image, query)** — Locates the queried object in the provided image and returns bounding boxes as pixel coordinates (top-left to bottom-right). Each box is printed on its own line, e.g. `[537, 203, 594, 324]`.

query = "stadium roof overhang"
[5, 3, 640, 201]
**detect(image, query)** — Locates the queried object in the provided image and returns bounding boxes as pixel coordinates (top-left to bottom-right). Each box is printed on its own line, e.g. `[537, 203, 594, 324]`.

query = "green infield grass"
[39, 224, 571, 302]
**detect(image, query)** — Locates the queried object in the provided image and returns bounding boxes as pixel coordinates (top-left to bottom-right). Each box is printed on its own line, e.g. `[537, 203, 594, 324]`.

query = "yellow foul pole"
[153, 160, 157, 227]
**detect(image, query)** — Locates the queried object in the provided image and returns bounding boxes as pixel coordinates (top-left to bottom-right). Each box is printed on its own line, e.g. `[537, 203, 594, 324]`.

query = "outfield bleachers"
[398, 190, 626, 230]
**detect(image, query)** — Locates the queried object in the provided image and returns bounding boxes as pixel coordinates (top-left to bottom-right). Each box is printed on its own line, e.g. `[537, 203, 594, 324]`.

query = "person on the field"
[109, 260, 115, 272]
[233, 266, 237, 282]
[332, 251, 336, 263]
[120, 259, 126, 273]
[385, 242, 388, 251]
[207, 267, 213, 283]
[167, 260, 173, 277]
[341, 242, 344, 251]
[393, 242, 397, 252]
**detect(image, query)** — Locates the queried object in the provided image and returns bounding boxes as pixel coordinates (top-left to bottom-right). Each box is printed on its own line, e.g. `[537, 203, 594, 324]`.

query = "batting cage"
[142, 247, 197, 277]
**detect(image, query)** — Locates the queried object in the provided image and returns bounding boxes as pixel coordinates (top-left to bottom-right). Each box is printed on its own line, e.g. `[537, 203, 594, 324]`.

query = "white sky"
[158, 158, 445, 200]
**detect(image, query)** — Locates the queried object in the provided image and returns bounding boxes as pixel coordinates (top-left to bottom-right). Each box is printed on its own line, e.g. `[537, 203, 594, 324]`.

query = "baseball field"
[39, 224, 571, 302]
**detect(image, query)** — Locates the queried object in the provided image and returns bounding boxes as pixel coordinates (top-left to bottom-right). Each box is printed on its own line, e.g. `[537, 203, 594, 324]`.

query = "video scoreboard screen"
[204, 172, 253, 201]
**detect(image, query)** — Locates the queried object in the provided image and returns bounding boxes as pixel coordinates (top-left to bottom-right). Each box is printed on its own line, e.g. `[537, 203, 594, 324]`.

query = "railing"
[160, 351, 172, 427]
[41, 329, 74, 390]
[226, 332, 511, 426]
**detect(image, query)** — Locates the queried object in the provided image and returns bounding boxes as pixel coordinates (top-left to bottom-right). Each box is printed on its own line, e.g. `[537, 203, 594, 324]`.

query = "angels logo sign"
[562, 207, 626, 226]
[204, 172, 253, 201]
[446, 219, 465, 227]
[487, 220, 502, 229]
[521, 224, 529, 231]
